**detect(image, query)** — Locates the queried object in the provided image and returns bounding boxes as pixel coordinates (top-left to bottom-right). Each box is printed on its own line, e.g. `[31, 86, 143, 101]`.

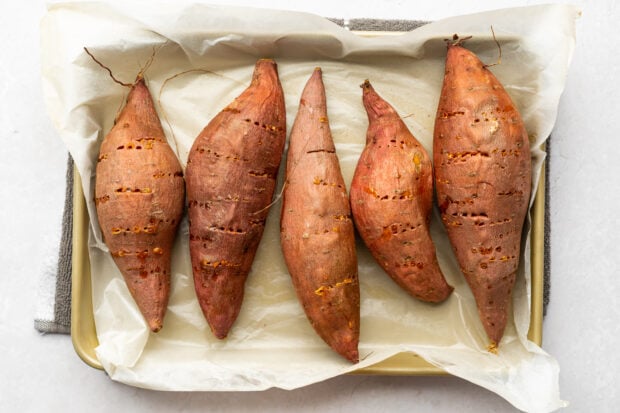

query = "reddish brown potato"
[95, 76, 185, 333]
[280, 68, 360, 363]
[433, 36, 532, 347]
[350, 80, 453, 304]
[186, 59, 286, 339]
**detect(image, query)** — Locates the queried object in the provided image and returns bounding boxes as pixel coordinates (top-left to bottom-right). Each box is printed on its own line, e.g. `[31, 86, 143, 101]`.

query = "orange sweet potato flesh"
[186, 59, 286, 339]
[433, 37, 532, 347]
[280, 68, 360, 363]
[350, 80, 453, 304]
[95, 76, 185, 333]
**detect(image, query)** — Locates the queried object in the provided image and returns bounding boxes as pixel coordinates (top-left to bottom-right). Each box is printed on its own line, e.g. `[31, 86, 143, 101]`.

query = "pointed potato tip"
[487, 341, 499, 354]
[360, 79, 372, 90]
[147, 318, 163, 333]
[310, 67, 323, 81]
[209, 321, 232, 340]
[483, 321, 506, 350]
[332, 337, 359, 363]
[257, 58, 276, 65]
[134, 73, 145, 84]
[212, 330, 228, 340]
[343, 348, 360, 363]
[445, 33, 473, 48]
[253, 58, 279, 79]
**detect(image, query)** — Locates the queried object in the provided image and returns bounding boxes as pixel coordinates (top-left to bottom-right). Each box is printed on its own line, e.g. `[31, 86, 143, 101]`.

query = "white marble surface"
[1, 0, 618, 412]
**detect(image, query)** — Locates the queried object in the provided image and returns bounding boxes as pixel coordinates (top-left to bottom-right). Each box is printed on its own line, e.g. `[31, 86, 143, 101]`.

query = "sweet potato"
[433, 35, 532, 347]
[350, 80, 453, 303]
[95, 75, 185, 333]
[186, 59, 286, 339]
[280, 68, 360, 363]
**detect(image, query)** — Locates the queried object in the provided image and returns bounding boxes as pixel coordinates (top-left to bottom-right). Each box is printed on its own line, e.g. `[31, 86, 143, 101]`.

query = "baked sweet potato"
[280, 68, 360, 363]
[350, 80, 453, 303]
[186, 59, 286, 339]
[433, 35, 532, 347]
[95, 75, 185, 333]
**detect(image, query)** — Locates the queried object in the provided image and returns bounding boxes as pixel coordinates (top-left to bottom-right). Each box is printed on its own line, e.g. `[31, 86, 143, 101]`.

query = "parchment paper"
[40, 2, 577, 411]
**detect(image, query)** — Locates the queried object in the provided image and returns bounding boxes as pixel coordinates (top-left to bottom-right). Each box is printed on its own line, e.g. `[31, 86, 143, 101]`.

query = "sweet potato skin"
[95, 77, 185, 333]
[186, 59, 286, 339]
[433, 39, 532, 346]
[280, 68, 360, 363]
[350, 80, 453, 303]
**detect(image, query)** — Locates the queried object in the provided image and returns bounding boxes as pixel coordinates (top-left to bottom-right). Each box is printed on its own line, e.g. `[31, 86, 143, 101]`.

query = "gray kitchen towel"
[34, 154, 73, 334]
[34, 18, 551, 334]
